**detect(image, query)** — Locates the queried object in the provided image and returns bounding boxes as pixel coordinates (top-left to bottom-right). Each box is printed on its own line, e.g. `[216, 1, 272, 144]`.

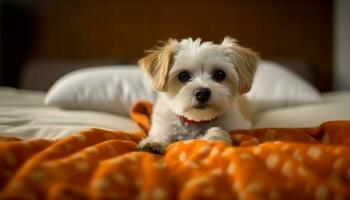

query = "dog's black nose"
[194, 88, 211, 103]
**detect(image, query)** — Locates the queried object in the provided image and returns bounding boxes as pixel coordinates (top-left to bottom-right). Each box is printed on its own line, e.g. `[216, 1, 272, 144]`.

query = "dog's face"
[139, 37, 259, 121]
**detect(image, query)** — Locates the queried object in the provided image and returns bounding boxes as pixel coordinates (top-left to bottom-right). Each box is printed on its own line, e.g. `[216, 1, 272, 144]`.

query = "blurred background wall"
[1, 0, 347, 92]
[334, 0, 350, 91]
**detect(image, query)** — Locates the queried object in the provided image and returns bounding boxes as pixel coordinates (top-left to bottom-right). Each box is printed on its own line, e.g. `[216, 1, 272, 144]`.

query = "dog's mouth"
[179, 115, 217, 125]
[182, 104, 221, 122]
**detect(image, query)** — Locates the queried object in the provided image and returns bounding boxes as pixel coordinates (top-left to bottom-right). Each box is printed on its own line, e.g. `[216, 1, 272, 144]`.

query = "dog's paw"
[137, 138, 169, 154]
[202, 127, 232, 145]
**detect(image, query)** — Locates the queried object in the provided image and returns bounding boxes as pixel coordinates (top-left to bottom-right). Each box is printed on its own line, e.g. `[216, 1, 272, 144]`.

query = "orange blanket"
[0, 102, 350, 200]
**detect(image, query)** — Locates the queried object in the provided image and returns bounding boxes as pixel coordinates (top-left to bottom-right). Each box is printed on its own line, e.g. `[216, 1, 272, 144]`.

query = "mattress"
[0, 87, 140, 139]
[1, 87, 350, 139]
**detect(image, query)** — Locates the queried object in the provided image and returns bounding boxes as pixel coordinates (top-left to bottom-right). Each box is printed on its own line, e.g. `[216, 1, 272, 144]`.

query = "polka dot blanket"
[0, 101, 350, 200]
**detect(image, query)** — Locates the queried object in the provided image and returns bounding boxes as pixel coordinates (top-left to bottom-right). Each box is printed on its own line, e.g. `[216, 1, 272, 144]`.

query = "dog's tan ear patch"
[138, 39, 177, 91]
[223, 36, 260, 94]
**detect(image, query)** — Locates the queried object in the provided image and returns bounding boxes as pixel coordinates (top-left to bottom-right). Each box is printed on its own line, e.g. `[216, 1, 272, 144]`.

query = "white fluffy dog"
[138, 37, 259, 154]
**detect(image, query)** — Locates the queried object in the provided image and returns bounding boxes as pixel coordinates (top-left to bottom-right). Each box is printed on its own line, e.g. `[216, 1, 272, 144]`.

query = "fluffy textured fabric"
[0, 102, 350, 199]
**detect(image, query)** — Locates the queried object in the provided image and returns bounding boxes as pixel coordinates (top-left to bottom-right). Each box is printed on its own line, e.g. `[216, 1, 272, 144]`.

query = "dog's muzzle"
[194, 87, 211, 103]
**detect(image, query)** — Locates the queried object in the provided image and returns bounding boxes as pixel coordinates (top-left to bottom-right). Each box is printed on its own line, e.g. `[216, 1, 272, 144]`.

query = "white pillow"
[45, 61, 321, 116]
[246, 61, 322, 112]
[45, 66, 157, 117]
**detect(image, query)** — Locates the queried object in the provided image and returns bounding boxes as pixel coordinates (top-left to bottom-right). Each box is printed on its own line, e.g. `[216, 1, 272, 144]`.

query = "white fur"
[138, 37, 256, 154]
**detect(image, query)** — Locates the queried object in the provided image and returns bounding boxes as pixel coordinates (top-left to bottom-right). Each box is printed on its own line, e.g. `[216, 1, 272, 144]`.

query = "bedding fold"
[0, 101, 350, 200]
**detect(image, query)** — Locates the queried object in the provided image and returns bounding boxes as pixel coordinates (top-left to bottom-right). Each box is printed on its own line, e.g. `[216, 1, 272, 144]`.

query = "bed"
[1, 63, 350, 200]
[1, 83, 350, 199]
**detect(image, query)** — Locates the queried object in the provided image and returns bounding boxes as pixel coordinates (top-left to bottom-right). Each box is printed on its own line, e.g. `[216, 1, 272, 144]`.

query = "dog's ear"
[138, 39, 178, 91]
[222, 36, 260, 94]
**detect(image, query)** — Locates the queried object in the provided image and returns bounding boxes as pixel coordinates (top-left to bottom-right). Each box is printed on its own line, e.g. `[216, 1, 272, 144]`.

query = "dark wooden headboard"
[2, 0, 333, 91]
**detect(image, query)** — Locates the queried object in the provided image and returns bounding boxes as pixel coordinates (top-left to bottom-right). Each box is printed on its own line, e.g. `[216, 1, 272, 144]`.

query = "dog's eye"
[178, 71, 191, 83]
[212, 70, 226, 82]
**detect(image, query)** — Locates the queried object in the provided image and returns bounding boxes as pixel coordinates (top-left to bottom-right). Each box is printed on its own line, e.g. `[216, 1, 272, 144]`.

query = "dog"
[137, 37, 259, 154]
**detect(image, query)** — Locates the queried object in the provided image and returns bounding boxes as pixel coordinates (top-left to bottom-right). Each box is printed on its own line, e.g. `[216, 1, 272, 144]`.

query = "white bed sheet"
[0, 87, 140, 139]
[1, 87, 349, 139]
[253, 91, 350, 128]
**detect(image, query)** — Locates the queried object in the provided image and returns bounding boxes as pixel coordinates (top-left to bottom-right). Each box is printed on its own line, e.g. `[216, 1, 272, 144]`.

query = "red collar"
[179, 116, 217, 125]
